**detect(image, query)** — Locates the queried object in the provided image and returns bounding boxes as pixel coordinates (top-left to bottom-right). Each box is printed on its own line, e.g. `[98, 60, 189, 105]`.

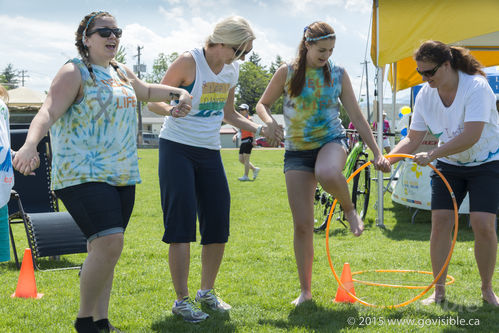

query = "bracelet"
[255, 125, 263, 137]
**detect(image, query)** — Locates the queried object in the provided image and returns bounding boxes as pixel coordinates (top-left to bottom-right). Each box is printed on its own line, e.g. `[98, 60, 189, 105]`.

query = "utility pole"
[362, 61, 371, 123]
[18, 70, 30, 87]
[134, 46, 144, 145]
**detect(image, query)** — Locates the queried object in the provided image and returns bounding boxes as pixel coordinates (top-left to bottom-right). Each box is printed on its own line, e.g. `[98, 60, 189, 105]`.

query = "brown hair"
[75, 11, 128, 84]
[414, 40, 485, 77]
[0, 84, 8, 103]
[289, 21, 335, 97]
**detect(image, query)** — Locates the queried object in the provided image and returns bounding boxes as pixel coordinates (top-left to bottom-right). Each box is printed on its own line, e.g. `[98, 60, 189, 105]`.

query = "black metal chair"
[8, 129, 87, 270]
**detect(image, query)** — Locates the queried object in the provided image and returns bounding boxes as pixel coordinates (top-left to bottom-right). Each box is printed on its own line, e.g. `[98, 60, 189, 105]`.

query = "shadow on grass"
[151, 309, 235, 333]
[381, 202, 476, 243]
[0, 256, 83, 271]
[259, 300, 359, 332]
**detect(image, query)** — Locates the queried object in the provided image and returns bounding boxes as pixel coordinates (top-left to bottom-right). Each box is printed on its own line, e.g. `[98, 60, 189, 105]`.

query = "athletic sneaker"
[195, 289, 232, 311]
[238, 175, 250, 181]
[172, 297, 209, 323]
[253, 167, 260, 180]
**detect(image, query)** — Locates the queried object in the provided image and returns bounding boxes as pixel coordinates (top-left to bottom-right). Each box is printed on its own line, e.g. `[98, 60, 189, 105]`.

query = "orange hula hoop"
[325, 154, 459, 308]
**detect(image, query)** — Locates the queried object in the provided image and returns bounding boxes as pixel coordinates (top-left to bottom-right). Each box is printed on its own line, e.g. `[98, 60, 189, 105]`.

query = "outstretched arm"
[13, 63, 82, 175]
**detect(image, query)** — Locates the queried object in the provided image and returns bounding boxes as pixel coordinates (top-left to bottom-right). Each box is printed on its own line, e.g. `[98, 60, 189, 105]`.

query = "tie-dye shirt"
[159, 48, 239, 150]
[0, 99, 13, 207]
[283, 61, 345, 151]
[50, 58, 141, 190]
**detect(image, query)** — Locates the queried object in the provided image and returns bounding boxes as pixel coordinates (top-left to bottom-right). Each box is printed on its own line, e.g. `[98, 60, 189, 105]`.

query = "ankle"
[74, 317, 98, 333]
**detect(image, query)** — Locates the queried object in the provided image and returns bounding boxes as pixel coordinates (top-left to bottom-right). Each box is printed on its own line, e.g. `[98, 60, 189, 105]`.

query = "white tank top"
[159, 48, 239, 150]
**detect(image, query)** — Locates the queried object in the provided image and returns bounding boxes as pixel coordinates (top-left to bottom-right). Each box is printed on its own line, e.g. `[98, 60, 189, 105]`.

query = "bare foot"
[421, 292, 445, 305]
[291, 292, 312, 306]
[344, 210, 364, 236]
[482, 289, 499, 306]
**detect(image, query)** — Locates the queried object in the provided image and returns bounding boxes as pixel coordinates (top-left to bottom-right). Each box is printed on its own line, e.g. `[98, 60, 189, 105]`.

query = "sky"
[0, 0, 407, 104]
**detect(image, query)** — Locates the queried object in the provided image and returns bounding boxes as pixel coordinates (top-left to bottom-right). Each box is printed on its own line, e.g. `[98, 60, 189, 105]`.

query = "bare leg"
[78, 233, 124, 318]
[421, 210, 454, 305]
[315, 142, 363, 236]
[169, 243, 190, 301]
[241, 153, 256, 178]
[470, 212, 499, 306]
[285, 170, 317, 305]
[200, 243, 226, 290]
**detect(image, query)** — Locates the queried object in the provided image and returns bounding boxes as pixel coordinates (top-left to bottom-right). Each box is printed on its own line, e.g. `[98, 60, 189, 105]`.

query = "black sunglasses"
[87, 27, 122, 38]
[416, 63, 442, 77]
[232, 46, 251, 58]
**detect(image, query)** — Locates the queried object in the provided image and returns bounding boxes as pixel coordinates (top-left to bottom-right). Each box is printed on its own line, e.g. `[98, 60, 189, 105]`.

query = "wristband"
[255, 125, 263, 137]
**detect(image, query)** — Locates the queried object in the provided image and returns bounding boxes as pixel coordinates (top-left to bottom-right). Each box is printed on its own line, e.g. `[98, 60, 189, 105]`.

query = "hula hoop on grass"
[325, 153, 459, 308]
[351, 269, 455, 289]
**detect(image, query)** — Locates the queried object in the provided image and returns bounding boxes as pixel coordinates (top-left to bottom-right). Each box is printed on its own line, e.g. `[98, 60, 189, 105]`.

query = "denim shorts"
[283, 137, 348, 173]
[431, 160, 499, 213]
[55, 182, 135, 242]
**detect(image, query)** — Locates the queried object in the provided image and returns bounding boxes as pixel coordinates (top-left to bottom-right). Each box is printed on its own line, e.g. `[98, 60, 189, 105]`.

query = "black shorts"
[431, 160, 499, 213]
[159, 139, 230, 245]
[55, 182, 135, 241]
[239, 137, 253, 155]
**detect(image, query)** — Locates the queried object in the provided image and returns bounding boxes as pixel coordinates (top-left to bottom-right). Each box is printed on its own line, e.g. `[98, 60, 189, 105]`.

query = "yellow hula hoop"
[351, 269, 455, 289]
[325, 154, 459, 308]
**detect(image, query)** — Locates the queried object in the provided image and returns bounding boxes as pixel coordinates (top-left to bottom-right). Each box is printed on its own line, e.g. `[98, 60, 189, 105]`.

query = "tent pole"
[392, 62, 397, 148]
[375, 0, 384, 228]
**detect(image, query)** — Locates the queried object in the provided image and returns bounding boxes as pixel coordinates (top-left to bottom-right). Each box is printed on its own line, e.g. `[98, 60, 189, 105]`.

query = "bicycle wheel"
[351, 153, 371, 220]
[313, 185, 343, 232]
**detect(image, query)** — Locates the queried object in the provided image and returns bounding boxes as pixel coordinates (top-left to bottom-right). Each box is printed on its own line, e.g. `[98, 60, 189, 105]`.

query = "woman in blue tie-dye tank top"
[256, 21, 390, 306]
[12, 11, 193, 333]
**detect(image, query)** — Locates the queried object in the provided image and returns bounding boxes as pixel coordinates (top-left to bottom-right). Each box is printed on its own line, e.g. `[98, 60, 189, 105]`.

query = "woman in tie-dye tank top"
[13, 11, 192, 333]
[256, 21, 390, 306]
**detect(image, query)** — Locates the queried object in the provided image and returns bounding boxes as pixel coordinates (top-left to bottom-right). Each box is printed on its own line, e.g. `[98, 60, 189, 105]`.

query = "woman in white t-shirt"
[388, 40, 499, 306]
[147, 16, 282, 322]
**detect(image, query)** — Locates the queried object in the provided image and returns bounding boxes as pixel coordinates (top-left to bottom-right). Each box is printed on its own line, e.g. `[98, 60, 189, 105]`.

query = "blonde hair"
[0, 84, 8, 103]
[205, 16, 255, 55]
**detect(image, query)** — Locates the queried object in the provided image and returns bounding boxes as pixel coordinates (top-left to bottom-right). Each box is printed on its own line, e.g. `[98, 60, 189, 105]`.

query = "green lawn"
[0, 149, 497, 332]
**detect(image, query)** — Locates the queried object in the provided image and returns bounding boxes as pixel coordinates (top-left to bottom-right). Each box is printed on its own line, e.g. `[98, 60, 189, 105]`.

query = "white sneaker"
[172, 297, 209, 323]
[253, 167, 260, 180]
[238, 175, 250, 181]
[195, 289, 232, 311]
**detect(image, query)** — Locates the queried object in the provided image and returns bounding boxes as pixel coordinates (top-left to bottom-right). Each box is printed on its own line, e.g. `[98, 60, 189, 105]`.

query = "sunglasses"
[416, 63, 442, 77]
[87, 27, 122, 38]
[232, 46, 252, 58]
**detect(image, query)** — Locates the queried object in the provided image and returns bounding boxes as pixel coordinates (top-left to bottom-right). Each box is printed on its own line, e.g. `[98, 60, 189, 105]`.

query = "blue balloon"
[401, 128, 408, 136]
[399, 112, 403, 119]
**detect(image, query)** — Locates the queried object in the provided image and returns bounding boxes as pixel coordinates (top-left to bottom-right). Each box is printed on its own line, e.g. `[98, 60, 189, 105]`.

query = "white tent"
[7, 87, 46, 110]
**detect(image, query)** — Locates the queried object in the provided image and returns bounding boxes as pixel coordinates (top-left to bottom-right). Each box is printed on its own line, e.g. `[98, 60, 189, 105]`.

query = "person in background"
[386, 40, 499, 306]
[256, 21, 389, 306]
[233, 103, 260, 181]
[372, 111, 391, 154]
[147, 16, 282, 323]
[13, 11, 192, 332]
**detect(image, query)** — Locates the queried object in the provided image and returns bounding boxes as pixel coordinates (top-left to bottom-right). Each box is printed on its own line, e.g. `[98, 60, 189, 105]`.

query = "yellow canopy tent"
[369, 0, 499, 225]
[371, 0, 499, 92]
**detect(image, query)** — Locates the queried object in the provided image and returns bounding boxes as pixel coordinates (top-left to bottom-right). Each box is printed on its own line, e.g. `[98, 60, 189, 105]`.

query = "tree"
[269, 54, 284, 74]
[248, 52, 262, 67]
[115, 46, 127, 64]
[145, 52, 179, 83]
[0, 63, 19, 89]
[236, 61, 271, 114]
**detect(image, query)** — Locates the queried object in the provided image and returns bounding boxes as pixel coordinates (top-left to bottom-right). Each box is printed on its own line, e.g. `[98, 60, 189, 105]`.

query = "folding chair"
[8, 129, 87, 270]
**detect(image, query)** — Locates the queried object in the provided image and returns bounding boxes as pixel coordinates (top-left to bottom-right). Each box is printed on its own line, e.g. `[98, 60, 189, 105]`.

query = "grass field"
[0, 148, 497, 332]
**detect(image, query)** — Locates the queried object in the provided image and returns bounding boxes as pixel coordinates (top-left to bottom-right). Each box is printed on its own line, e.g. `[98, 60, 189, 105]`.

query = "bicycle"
[313, 130, 371, 232]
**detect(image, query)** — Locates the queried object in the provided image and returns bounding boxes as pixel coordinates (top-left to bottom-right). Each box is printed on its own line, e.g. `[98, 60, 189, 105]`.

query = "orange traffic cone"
[334, 262, 356, 303]
[11, 248, 43, 299]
